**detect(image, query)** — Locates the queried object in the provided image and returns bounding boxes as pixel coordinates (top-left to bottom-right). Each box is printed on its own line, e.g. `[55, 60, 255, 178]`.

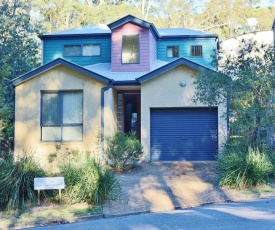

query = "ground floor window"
[41, 91, 83, 141]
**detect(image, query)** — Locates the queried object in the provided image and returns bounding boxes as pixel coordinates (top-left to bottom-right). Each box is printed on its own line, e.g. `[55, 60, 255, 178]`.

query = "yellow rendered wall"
[140, 65, 227, 161]
[14, 65, 112, 169]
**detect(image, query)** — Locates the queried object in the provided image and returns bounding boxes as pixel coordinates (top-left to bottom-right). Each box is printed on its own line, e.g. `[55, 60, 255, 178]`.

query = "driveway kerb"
[1, 162, 275, 229]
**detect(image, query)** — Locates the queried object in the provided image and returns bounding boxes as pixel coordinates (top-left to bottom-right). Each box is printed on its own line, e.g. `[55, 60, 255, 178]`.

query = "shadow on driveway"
[103, 162, 236, 216]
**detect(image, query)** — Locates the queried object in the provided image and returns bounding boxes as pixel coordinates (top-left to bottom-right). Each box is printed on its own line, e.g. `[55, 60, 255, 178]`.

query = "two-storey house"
[11, 15, 226, 166]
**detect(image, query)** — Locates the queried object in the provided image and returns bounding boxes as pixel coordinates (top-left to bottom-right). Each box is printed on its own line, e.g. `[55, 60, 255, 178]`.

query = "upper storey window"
[191, 45, 202, 57]
[167, 46, 179, 58]
[64, 44, 100, 57]
[122, 35, 139, 64]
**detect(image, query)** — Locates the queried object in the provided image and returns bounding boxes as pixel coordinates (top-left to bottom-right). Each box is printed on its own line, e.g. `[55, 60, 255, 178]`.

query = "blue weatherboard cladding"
[157, 38, 217, 69]
[150, 108, 218, 161]
[42, 37, 111, 66]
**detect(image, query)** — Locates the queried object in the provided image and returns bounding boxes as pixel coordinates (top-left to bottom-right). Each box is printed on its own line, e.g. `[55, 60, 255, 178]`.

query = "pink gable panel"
[111, 22, 151, 72]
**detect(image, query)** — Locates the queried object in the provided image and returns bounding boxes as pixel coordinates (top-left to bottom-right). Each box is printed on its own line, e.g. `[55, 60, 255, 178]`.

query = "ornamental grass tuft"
[218, 144, 274, 189]
[0, 153, 45, 211]
[59, 153, 120, 205]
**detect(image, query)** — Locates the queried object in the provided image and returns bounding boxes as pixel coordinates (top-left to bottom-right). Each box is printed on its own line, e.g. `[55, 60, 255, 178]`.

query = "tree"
[31, 0, 275, 39]
[193, 40, 275, 145]
[0, 0, 41, 139]
[156, 0, 275, 40]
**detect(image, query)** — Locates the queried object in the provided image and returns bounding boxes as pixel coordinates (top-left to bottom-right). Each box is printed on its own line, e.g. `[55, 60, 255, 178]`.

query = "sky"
[257, 0, 275, 7]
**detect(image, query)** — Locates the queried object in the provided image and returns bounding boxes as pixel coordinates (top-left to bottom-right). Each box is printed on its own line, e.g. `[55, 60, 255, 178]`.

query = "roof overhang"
[38, 34, 111, 39]
[158, 35, 218, 40]
[38, 15, 218, 41]
[108, 14, 159, 39]
[11, 58, 111, 86]
[137, 57, 216, 83]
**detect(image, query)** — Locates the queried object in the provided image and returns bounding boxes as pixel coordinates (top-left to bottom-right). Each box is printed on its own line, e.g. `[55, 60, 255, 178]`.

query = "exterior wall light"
[180, 80, 186, 87]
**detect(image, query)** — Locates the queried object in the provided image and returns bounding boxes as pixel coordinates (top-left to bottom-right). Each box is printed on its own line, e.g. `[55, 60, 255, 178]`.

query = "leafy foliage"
[31, 0, 275, 39]
[59, 154, 120, 205]
[0, 0, 41, 139]
[194, 41, 275, 146]
[218, 144, 274, 189]
[0, 153, 45, 211]
[105, 131, 143, 171]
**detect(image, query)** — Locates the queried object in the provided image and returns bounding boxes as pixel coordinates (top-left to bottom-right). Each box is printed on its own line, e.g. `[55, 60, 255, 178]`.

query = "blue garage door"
[150, 108, 218, 161]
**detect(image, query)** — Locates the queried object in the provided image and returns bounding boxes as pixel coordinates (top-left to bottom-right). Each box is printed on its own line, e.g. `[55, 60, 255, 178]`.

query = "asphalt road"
[29, 198, 275, 230]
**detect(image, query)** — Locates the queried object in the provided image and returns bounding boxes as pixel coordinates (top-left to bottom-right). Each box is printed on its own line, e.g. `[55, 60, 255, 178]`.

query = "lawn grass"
[0, 203, 102, 227]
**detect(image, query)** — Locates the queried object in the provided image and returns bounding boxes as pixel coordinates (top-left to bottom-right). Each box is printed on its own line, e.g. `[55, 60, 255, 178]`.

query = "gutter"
[100, 80, 113, 163]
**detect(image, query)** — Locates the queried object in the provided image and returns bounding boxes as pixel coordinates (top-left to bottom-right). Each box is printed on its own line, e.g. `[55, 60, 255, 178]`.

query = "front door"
[117, 91, 141, 139]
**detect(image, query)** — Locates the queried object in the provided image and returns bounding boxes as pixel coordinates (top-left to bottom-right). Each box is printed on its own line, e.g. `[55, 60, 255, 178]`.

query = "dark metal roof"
[11, 58, 110, 86]
[38, 24, 111, 39]
[108, 14, 159, 39]
[38, 15, 217, 40]
[158, 28, 218, 38]
[11, 57, 216, 87]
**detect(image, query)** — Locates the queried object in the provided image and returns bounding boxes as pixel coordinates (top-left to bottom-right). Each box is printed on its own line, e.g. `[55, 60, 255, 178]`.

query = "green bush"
[59, 154, 120, 205]
[218, 145, 274, 189]
[0, 154, 45, 211]
[105, 131, 143, 170]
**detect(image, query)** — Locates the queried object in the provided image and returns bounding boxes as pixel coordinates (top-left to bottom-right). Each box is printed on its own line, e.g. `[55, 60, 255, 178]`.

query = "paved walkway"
[103, 162, 272, 217]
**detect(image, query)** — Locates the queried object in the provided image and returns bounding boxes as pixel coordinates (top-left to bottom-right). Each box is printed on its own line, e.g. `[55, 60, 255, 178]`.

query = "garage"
[150, 108, 218, 161]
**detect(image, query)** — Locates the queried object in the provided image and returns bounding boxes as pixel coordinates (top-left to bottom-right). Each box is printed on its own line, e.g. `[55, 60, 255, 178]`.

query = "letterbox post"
[38, 190, 40, 205]
[59, 189, 61, 204]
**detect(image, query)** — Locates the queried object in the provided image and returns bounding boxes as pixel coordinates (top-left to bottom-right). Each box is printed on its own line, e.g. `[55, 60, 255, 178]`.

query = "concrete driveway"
[103, 162, 275, 217]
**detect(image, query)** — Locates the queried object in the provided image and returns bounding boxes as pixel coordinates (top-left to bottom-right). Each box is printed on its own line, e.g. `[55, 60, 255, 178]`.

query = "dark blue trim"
[39, 34, 111, 39]
[159, 35, 218, 40]
[11, 58, 110, 86]
[39, 32, 217, 41]
[108, 15, 150, 29]
[113, 81, 140, 86]
[108, 15, 159, 40]
[137, 57, 215, 83]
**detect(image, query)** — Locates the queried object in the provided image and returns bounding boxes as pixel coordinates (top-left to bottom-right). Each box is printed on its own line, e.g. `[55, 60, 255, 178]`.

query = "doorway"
[117, 91, 141, 139]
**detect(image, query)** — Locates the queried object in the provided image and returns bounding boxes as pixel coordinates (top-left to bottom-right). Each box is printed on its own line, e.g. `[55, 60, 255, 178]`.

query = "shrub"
[218, 145, 273, 189]
[105, 131, 143, 170]
[0, 153, 45, 211]
[59, 154, 120, 205]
